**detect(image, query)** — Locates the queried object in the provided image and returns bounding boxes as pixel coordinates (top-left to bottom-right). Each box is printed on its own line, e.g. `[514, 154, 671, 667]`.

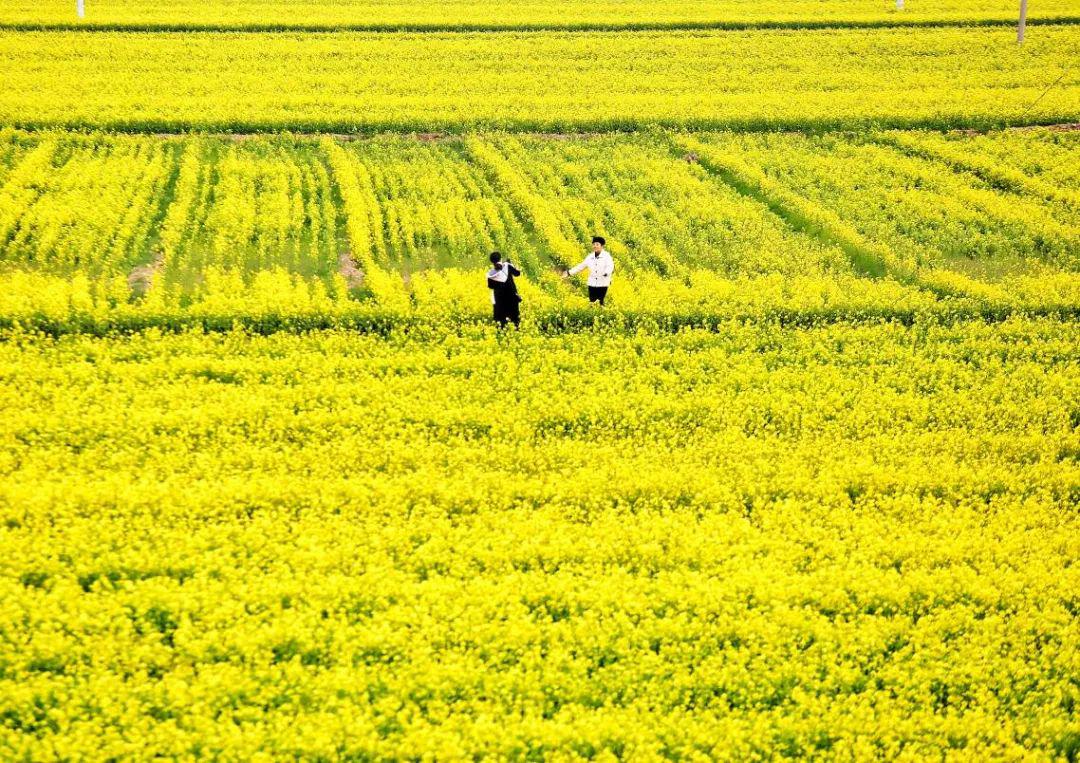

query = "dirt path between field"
[127, 251, 165, 297]
[338, 252, 365, 289]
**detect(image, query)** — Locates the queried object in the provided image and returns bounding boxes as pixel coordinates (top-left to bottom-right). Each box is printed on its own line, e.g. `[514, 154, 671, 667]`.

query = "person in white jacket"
[565, 236, 615, 305]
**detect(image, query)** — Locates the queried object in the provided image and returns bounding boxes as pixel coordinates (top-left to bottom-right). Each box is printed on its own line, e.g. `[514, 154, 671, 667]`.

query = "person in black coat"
[487, 251, 522, 327]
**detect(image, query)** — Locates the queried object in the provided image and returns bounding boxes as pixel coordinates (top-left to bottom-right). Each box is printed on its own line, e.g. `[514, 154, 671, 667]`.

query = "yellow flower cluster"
[1, 26, 1076, 132]
[5, 0, 1080, 29]
[1, 318, 1077, 759]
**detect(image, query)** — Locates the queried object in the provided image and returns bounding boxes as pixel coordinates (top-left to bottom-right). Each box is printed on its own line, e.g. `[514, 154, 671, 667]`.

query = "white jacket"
[569, 250, 615, 287]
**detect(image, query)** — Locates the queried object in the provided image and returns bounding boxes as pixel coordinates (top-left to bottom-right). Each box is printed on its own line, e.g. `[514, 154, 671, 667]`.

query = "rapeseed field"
[0, 2, 1078, 758]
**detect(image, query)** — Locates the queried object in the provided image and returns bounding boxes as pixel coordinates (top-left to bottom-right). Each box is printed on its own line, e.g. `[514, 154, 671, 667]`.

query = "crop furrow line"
[664, 133, 1032, 308]
[872, 130, 1080, 210]
[665, 133, 892, 280]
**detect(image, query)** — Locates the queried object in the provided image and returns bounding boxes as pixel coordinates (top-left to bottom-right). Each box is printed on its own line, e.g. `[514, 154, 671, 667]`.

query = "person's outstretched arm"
[507, 263, 521, 277]
[567, 258, 588, 276]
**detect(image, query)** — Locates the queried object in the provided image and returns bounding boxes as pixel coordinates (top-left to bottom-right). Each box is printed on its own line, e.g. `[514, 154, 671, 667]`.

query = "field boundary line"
[5, 115, 1079, 137]
[2, 18, 1078, 34]
[3, 125, 1078, 142]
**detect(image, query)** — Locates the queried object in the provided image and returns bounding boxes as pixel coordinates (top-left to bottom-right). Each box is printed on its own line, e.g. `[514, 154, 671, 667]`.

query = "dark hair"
[592, 236, 606, 246]
[489, 251, 501, 264]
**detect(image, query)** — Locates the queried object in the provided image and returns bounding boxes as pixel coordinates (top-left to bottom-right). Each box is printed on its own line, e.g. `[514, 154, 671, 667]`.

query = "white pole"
[1018, 0, 1028, 43]
[77, 0, 84, 18]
